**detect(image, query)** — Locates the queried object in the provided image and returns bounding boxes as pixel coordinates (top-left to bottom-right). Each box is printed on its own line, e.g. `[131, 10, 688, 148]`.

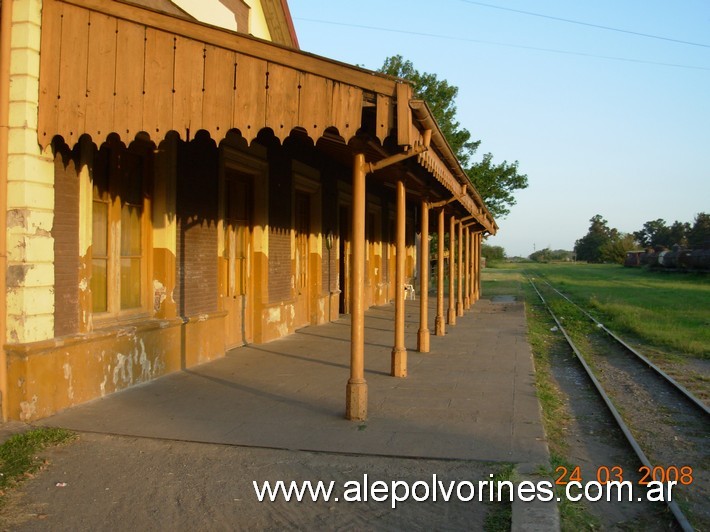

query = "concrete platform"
[38, 298, 549, 467]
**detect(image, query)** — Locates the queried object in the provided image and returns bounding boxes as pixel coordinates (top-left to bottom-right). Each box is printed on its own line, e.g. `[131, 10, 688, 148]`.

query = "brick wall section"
[175, 135, 219, 317]
[268, 228, 291, 302]
[268, 155, 292, 303]
[52, 147, 80, 336]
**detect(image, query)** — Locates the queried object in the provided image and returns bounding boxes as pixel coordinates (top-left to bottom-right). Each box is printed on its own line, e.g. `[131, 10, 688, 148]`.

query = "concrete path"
[10, 297, 559, 531]
[38, 298, 548, 467]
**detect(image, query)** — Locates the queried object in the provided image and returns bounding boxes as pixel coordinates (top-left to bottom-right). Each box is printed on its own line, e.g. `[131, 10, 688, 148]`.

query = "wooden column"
[457, 220, 464, 317]
[417, 199, 430, 352]
[471, 233, 481, 302]
[346, 153, 367, 420]
[435, 208, 445, 336]
[447, 215, 456, 326]
[471, 231, 477, 302]
[464, 227, 471, 310]
[391, 177, 407, 377]
[471, 230, 478, 303]
[477, 233, 482, 299]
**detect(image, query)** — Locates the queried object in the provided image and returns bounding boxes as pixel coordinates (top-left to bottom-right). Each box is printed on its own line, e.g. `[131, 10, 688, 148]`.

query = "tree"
[574, 215, 618, 263]
[529, 248, 552, 263]
[600, 233, 638, 264]
[634, 219, 669, 248]
[379, 55, 528, 219]
[467, 153, 528, 218]
[668, 221, 690, 247]
[481, 243, 505, 262]
[687, 213, 710, 249]
[634, 219, 688, 249]
[379, 55, 479, 166]
[529, 248, 574, 262]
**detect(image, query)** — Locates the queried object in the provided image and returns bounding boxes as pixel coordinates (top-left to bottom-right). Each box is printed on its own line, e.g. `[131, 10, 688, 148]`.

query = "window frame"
[90, 139, 153, 326]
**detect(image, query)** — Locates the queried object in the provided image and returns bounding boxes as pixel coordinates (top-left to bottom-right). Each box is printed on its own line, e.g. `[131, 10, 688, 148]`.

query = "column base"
[447, 308, 457, 326]
[417, 328, 430, 352]
[345, 379, 368, 421]
[435, 315, 445, 336]
[457, 301, 464, 317]
[391, 347, 407, 377]
[464, 296, 471, 310]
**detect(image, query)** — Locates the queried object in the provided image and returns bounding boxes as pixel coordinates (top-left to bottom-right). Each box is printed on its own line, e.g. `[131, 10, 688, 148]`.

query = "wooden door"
[339, 205, 350, 314]
[294, 191, 310, 328]
[224, 171, 252, 349]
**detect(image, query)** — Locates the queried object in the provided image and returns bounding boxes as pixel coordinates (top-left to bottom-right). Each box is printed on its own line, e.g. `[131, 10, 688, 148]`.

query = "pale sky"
[288, 0, 710, 257]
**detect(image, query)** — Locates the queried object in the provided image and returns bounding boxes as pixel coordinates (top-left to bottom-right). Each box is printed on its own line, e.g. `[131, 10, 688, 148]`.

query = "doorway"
[339, 205, 350, 314]
[223, 170, 252, 349]
[293, 190, 311, 328]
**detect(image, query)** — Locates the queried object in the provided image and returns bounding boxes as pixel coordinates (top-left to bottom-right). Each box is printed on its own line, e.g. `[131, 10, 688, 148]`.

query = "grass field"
[481, 262, 709, 529]
[488, 262, 710, 359]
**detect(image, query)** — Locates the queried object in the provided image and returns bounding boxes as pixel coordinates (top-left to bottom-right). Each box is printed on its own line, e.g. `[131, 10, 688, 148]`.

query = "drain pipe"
[0, 0, 13, 421]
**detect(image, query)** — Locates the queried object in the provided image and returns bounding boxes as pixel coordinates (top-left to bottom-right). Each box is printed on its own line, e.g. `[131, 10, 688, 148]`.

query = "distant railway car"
[657, 250, 677, 268]
[624, 250, 645, 267]
[625, 245, 708, 272]
[687, 248, 710, 271]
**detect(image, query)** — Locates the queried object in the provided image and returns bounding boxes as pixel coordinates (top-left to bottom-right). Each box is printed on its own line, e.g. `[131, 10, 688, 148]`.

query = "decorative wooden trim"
[38, 0, 389, 147]
[58, 0, 395, 94]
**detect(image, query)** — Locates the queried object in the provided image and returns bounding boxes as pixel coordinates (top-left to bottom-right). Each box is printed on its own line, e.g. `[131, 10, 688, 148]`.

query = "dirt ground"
[0, 432, 504, 531]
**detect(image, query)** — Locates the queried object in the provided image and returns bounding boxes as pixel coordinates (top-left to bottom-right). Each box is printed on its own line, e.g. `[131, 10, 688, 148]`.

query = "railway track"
[527, 275, 709, 531]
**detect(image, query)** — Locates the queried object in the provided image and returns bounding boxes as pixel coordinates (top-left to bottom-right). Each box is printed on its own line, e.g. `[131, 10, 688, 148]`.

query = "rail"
[539, 277, 709, 416]
[528, 276, 696, 532]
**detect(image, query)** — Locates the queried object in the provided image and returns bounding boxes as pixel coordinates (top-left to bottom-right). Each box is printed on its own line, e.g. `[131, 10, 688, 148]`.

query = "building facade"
[0, 0, 496, 421]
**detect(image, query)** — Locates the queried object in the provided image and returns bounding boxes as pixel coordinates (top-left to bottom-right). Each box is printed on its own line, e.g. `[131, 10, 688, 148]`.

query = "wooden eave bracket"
[367, 130, 430, 174]
[428, 183, 469, 209]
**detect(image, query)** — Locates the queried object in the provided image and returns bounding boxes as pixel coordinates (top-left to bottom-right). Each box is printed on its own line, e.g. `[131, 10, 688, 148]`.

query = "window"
[91, 142, 150, 317]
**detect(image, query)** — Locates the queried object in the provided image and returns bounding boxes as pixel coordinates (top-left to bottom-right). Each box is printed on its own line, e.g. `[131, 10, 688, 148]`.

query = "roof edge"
[409, 100, 497, 234]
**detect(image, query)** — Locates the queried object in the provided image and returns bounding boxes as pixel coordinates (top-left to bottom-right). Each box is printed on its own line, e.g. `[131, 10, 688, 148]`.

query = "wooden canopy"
[37, 0, 496, 233]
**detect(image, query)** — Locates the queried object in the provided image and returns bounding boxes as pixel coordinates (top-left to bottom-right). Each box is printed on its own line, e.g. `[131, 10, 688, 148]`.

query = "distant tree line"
[633, 214, 710, 249]
[482, 244, 505, 262]
[529, 248, 574, 263]
[574, 213, 709, 264]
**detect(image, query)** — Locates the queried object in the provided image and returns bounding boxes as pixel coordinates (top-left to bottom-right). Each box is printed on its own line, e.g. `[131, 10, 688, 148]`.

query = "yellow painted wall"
[246, 0, 272, 41]
[170, 0, 272, 41]
[5, 0, 55, 344]
[5, 314, 225, 421]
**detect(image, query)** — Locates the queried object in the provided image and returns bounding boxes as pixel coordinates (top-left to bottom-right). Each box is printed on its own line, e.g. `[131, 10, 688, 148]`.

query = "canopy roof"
[38, 0, 496, 233]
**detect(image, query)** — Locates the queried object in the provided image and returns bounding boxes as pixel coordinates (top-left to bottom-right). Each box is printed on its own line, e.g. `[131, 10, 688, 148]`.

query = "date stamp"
[555, 465, 694, 486]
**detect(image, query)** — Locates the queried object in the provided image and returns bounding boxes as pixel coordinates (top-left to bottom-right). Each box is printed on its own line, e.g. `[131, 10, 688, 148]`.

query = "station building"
[0, 0, 496, 421]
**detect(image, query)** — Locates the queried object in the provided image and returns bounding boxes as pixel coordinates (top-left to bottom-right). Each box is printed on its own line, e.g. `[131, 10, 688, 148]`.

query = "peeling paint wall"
[6, 314, 225, 421]
[5, 0, 56, 344]
[257, 301, 296, 343]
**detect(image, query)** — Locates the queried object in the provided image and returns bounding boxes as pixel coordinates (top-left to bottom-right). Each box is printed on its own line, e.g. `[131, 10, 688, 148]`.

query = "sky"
[287, 0, 710, 257]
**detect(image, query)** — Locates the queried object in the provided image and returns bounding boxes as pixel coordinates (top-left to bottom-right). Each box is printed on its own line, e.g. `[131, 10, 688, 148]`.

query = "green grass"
[521, 280, 600, 530]
[482, 263, 708, 528]
[484, 463, 516, 532]
[481, 270, 600, 530]
[521, 263, 710, 359]
[478, 268, 526, 299]
[0, 428, 75, 498]
[545, 454, 602, 531]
